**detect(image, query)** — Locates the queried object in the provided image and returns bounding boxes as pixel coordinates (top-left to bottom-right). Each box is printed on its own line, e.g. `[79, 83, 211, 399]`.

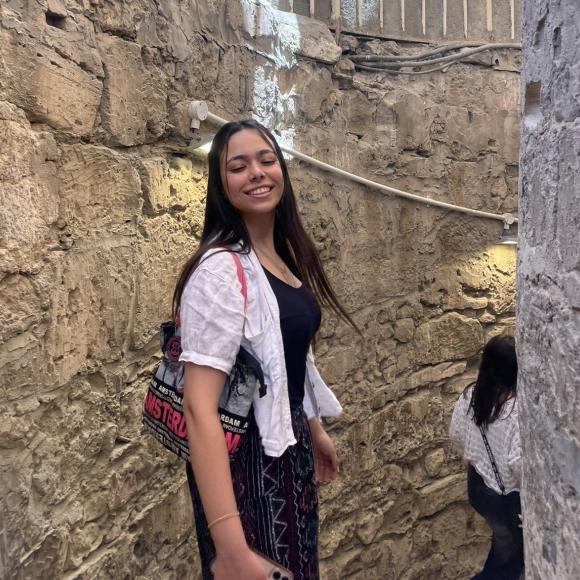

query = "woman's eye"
[262, 159, 276, 165]
[229, 166, 245, 173]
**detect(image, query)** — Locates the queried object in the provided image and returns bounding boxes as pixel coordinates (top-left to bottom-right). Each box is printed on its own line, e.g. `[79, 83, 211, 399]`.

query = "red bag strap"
[229, 252, 247, 310]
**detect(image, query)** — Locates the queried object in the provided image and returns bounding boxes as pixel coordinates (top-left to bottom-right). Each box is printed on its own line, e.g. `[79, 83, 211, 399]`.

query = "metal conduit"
[205, 111, 517, 227]
[351, 43, 522, 69]
[349, 42, 521, 63]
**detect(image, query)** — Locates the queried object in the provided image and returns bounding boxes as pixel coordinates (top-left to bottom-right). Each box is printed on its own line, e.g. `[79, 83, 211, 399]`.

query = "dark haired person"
[449, 334, 523, 580]
[175, 120, 356, 580]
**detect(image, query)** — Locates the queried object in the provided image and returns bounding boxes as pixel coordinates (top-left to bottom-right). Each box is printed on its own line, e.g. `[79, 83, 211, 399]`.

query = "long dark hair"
[173, 119, 356, 330]
[468, 334, 518, 428]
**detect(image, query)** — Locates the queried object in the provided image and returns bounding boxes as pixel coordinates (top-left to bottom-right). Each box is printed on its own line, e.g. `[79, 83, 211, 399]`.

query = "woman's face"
[220, 129, 284, 218]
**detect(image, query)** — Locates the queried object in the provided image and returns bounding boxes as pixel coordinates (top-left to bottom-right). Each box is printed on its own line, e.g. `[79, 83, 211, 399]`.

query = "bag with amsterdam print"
[142, 252, 266, 462]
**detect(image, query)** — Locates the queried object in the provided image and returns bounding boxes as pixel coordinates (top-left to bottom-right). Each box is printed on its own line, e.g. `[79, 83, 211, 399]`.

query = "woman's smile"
[243, 185, 274, 197]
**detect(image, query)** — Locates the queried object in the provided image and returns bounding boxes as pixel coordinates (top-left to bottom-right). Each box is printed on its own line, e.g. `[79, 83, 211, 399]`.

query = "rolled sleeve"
[507, 425, 522, 484]
[179, 260, 245, 375]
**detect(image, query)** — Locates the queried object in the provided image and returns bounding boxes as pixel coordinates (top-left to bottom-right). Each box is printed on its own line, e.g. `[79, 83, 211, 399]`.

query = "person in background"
[174, 119, 357, 580]
[449, 334, 524, 580]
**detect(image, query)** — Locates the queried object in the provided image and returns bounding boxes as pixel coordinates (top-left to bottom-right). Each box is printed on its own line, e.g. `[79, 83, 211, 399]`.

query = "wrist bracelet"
[207, 511, 240, 530]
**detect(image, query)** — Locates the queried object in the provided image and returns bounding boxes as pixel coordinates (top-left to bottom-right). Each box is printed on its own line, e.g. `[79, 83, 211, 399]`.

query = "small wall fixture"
[189, 134, 214, 154]
[495, 234, 518, 246]
[188, 100, 208, 130]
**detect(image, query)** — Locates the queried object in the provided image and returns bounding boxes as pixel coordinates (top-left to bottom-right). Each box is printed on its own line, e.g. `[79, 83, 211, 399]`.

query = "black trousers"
[467, 464, 524, 580]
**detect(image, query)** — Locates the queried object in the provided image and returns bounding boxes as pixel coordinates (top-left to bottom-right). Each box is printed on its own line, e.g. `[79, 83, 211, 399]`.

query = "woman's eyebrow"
[226, 149, 275, 164]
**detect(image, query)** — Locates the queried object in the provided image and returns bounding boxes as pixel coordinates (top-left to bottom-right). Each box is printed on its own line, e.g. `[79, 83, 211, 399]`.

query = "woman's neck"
[243, 213, 276, 252]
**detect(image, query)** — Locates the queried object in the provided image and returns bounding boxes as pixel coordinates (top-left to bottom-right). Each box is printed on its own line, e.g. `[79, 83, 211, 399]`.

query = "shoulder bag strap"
[480, 426, 506, 494]
[229, 252, 247, 311]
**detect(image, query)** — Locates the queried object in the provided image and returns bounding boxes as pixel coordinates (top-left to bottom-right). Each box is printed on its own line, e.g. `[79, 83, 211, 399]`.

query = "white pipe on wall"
[203, 111, 517, 227]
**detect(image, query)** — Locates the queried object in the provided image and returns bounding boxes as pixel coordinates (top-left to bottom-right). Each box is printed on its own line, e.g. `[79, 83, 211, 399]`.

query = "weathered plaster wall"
[518, 0, 580, 578]
[0, 1, 519, 578]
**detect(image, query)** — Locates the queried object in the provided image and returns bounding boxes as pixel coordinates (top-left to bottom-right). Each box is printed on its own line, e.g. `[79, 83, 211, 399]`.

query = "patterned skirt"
[186, 406, 319, 580]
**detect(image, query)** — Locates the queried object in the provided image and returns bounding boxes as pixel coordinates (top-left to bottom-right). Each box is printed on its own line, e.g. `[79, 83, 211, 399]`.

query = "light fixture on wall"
[493, 224, 518, 246]
[189, 134, 214, 155]
[495, 233, 518, 245]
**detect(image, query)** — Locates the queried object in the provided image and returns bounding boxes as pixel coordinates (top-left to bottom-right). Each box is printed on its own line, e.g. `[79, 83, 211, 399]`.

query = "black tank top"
[263, 268, 321, 410]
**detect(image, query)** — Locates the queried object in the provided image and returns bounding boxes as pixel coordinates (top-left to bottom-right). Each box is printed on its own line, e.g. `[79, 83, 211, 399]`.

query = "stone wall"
[518, 0, 580, 578]
[0, 1, 519, 578]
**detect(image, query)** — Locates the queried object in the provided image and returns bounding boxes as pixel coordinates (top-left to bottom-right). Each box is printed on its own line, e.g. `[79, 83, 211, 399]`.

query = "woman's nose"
[248, 162, 265, 181]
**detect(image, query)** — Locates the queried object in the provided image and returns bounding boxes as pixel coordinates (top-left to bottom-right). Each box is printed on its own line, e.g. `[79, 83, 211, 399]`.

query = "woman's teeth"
[247, 186, 271, 196]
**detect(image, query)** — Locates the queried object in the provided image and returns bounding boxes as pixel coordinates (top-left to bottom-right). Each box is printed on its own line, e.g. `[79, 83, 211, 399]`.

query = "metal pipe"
[204, 111, 517, 226]
[349, 41, 495, 62]
[351, 43, 521, 68]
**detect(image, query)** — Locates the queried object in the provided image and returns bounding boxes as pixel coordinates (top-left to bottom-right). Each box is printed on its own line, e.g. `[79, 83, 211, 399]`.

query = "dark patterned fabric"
[186, 406, 319, 580]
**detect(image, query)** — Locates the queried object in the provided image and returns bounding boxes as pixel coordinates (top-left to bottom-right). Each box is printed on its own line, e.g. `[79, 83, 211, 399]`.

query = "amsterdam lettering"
[144, 390, 188, 438]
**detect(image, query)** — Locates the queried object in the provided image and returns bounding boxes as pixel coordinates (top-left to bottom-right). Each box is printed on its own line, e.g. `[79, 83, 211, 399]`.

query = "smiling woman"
[171, 119, 357, 580]
[221, 130, 284, 218]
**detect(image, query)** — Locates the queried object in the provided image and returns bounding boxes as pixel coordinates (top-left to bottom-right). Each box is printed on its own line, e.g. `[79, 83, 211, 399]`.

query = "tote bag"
[142, 252, 266, 461]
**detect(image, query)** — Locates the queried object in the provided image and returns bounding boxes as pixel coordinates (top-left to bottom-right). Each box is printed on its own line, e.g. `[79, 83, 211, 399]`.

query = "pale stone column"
[518, 0, 580, 578]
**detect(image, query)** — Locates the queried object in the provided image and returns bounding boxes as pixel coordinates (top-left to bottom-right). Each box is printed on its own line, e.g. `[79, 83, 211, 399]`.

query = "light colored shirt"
[449, 386, 521, 494]
[179, 246, 342, 458]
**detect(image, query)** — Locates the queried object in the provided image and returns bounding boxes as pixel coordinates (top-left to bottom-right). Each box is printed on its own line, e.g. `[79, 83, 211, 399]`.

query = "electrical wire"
[349, 42, 490, 62]
[355, 62, 457, 75]
[353, 43, 521, 70]
[203, 111, 517, 227]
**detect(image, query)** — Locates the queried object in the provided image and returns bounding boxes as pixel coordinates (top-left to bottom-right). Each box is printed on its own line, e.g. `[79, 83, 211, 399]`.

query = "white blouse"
[178, 246, 343, 458]
[449, 387, 522, 494]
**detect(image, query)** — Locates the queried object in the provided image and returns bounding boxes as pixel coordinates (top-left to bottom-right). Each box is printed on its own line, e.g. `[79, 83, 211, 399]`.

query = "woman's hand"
[308, 418, 339, 483]
[211, 548, 268, 580]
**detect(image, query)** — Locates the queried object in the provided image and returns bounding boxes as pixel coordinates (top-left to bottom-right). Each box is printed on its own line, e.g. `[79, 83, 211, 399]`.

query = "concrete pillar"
[518, 0, 580, 578]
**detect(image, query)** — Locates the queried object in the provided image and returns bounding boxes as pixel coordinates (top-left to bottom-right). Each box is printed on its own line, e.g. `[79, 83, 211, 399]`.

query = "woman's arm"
[308, 417, 339, 483]
[183, 363, 266, 580]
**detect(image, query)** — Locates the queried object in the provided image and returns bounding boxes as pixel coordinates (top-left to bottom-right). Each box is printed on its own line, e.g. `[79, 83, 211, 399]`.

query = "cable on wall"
[349, 42, 521, 74]
[197, 110, 517, 228]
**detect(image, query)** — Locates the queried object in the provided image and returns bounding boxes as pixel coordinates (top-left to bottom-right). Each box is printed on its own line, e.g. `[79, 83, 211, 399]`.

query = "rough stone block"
[81, 0, 155, 39]
[59, 144, 141, 236]
[0, 112, 60, 251]
[0, 30, 101, 138]
[0, 275, 43, 344]
[275, 9, 342, 64]
[394, 318, 415, 342]
[130, 214, 199, 351]
[414, 313, 484, 365]
[394, 361, 468, 395]
[424, 447, 447, 477]
[417, 473, 466, 517]
[98, 35, 167, 146]
[138, 155, 206, 214]
[395, 93, 431, 151]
